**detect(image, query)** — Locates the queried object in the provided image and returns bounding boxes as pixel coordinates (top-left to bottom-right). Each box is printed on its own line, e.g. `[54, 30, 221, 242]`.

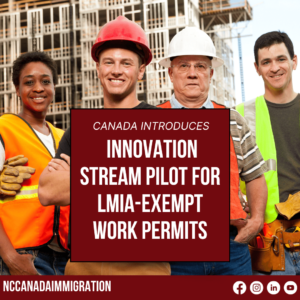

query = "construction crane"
[238, 33, 245, 103]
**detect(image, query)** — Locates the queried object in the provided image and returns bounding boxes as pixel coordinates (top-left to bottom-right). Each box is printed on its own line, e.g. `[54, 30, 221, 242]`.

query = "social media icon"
[267, 281, 280, 295]
[233, 281, 246, 295]
[284, 281, 297, 295]
[250, 281, 264, 295]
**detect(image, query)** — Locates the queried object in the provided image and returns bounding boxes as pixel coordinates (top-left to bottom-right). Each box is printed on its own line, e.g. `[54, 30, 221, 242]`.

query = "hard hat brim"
[159, 55, 224, 69]
[92, 40, 152, 65]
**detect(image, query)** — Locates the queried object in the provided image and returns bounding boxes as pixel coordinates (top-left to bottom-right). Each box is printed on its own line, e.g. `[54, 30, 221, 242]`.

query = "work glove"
[4, 155, 29, 166]
[0, 155, 35, 196]
[275, 191, 300, 220]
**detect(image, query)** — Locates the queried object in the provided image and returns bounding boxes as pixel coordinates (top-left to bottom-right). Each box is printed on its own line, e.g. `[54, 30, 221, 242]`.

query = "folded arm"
[38, 154, 70, 206]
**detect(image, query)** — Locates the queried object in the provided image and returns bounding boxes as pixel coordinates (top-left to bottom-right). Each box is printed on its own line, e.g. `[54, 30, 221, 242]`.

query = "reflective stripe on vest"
[236, 96, 279, 223]
[243, 98, 276, 171]
[0, 114, 69, 250]
[266, 159, 276, 171]
[157, 100, 246, 219]
[0, 185, 38, 203]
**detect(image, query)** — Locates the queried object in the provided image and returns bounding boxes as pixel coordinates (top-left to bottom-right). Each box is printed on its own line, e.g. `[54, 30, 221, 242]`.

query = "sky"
[232, 0, 300, 104]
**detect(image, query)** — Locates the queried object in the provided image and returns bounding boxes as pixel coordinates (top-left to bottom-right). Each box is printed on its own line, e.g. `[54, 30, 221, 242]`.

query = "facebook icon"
[233, 281, 247, 295]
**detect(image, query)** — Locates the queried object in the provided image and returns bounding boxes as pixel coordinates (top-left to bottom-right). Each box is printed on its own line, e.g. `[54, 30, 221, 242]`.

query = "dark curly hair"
[12, 51, 58, 86]
[254, 31, 294, 65]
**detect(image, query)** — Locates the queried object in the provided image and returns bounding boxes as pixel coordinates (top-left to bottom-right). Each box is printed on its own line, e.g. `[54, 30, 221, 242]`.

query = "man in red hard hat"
[38, 16, 170, 275]
[91, 15, 153, 109]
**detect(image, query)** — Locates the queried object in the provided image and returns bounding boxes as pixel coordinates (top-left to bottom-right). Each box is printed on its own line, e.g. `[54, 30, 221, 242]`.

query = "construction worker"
[0, 52, 70, 275]
[38, 16, 170, 275]
[236, 31, 300, 275]
[158, 27, 268, 275]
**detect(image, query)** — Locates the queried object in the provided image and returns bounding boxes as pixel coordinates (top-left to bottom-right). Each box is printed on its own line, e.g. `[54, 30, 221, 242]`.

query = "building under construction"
[0, 0, 252, 129]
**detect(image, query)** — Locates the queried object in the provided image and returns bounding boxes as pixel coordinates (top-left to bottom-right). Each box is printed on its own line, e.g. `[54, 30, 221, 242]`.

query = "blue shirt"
[170, 94, 214, 109]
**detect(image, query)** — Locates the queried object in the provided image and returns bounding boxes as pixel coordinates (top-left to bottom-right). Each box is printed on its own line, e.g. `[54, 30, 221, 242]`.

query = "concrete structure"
[0, 0, 252, 129]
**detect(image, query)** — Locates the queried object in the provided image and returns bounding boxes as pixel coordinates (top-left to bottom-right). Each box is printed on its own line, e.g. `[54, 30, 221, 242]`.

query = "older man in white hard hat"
[158, 27, 223, 109]
[158, 27, 268, 275]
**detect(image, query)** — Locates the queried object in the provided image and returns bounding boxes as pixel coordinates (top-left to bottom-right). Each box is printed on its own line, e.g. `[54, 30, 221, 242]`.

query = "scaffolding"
[0, 0, 252, 129]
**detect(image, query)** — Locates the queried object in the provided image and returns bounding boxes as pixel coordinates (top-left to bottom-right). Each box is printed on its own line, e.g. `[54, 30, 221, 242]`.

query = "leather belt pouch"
[248, 234, 284, 272]
[249, 218, 288, 272]
[282, 231, 300, 244]
[249, 195, 300, 273]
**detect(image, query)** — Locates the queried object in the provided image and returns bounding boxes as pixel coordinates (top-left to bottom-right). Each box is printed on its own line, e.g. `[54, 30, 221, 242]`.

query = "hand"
[48, 154, 70, 172]
[0, 155, 35, 195]
[14, 166, 35, 180]
[4, 155, 28, 166]
[7, 252, 39, 275]
[0, 166, 22, 196]
[234, 218, 263, 244]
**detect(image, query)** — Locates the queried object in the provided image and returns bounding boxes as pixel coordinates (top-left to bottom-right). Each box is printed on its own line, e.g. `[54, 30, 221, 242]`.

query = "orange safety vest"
[0, 114, 70, 250]
[157, 100, 246, 220]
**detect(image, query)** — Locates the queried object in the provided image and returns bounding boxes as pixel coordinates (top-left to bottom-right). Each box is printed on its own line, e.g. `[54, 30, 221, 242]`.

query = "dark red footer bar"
[0, 276, 299, 299]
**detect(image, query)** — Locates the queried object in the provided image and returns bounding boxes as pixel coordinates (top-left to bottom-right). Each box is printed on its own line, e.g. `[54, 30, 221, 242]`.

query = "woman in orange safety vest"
[0, 52, 69, 275]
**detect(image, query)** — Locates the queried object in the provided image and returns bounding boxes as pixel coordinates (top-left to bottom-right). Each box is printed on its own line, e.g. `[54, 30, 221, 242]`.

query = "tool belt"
[249, 218, 300, 272]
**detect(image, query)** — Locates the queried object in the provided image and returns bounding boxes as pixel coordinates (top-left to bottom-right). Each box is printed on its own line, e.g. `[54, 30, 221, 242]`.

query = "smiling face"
[15, 62, 55, 117]
[255, 43, 297, 93]
[169, 55, 213, 107]
[96, 48, 145, 104]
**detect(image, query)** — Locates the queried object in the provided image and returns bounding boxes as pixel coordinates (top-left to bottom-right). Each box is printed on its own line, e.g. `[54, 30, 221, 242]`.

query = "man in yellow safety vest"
[236, 31, 300, 275]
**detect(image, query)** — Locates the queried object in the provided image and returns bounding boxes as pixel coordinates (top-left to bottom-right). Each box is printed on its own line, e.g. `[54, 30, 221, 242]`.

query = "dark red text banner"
[71, 109, 230, 261]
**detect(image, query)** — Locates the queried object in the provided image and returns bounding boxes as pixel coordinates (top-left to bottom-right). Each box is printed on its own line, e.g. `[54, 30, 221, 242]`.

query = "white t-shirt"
[33, 129, 55, 157]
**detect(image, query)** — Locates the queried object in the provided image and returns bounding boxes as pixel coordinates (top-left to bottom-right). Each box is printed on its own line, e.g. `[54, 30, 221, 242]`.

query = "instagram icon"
[250, 281, 264, 295]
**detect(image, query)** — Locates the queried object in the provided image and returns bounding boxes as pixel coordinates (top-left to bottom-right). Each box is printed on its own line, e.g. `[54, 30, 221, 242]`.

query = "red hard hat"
[91, 16, 152, 65]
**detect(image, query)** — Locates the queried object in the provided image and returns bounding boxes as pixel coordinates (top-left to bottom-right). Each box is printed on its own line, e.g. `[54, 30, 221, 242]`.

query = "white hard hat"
[159, 27, 224, 68]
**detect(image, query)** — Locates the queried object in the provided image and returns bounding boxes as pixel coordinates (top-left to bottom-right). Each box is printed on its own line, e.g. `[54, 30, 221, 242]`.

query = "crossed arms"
[38, 153, 70, 206]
